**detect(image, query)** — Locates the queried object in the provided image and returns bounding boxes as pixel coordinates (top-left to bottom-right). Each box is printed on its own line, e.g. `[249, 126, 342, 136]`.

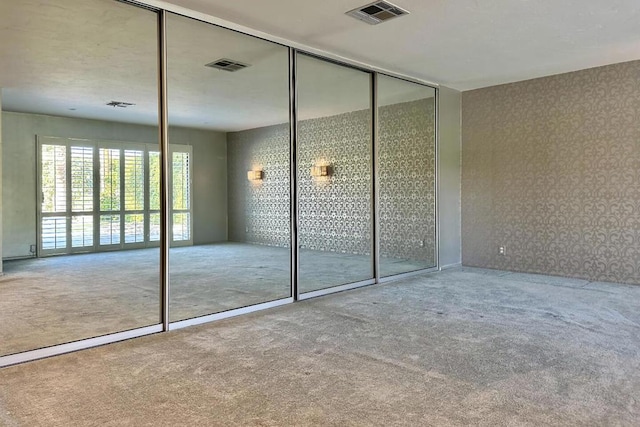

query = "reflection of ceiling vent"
[205, 58, 251, 72]
[346, 1, 409, 25]
[106, 101, 135, 108]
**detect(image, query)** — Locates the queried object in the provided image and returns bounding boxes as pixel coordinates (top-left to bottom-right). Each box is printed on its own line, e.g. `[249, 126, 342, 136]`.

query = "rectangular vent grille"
[346, 1, 409, 25]
[106, 101, 135, 108]
[205, 58, 250, 72]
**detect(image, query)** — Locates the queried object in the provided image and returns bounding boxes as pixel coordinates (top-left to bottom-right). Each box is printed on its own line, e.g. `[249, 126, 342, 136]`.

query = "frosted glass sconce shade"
[247, 170, 263, 181]
[310, 165, 331, 177]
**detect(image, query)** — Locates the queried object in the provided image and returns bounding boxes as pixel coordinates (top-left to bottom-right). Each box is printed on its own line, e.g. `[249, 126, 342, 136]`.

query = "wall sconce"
[310, 165, 331, 177]
[247, 170, 263, 181]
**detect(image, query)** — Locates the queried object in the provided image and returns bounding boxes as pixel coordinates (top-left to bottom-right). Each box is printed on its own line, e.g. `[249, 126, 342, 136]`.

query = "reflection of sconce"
[247, 170, 263, 181]
[310, 165, 331, 177]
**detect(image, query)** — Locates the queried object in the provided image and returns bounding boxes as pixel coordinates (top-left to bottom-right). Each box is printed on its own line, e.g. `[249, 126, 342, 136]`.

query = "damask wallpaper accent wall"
[379, 99, 436, 264]
[227, 108, 371, 254]
[227, 124, 291, 247]
[462, 60, 640, 285]
[297, 109, 372, 254]
[228, 98, 436, 261]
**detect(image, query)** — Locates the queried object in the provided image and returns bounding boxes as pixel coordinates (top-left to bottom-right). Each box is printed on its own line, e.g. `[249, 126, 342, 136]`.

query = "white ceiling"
[161, 0, 640, 91]
[2, 0, 637, 131]
[0, 0, 432, 131]
[0, 0, 161, 128]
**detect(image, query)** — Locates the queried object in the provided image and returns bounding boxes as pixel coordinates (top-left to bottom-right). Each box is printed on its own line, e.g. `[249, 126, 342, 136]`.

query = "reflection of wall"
[1, 112, 227, 258]
[183, 128, 228, 246]
[462, 60, 640, 285]
[438, 87, 462, 268]
[298, 109, 372, 254]
[379, 99, 435, 263]
[228, 98, 436, 260]
[227, 124, 290, 247]
[227, 108, 372, 254]
[0, 93, 3, 272]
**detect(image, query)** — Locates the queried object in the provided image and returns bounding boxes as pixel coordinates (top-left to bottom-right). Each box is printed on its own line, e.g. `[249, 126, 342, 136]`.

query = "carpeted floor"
[0, 243, 427, 356]
[0, 267, 638, 426]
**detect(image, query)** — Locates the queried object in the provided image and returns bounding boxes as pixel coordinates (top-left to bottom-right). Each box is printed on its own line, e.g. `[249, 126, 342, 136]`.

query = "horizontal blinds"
[172, 212, 191, 241]
[100, 148, 121, 212]
[100, 215, 121, 245]
[172, 151, 190, 210]
[72, 215, 93, 248]
[41, 144, 67, 213]
[71, 146, 94, 213]
[149, 151, 161, 211]
[41, 217, 67, 250]
[40, 139, 193, 254]
[124, 150, 145, 211]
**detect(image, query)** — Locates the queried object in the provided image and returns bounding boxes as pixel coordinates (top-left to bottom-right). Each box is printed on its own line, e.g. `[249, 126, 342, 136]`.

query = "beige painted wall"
[0, 92, 3, 272]
[462, 60, 640, 284]
[1, 112, 227, 258]
[438, 86, 462, 268]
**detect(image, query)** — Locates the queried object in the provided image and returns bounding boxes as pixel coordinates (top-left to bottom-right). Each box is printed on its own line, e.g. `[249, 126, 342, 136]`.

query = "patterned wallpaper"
[379, 99, 436, 263]
[297, 109, 372, 254]
[228, 98, 436, 260]
[462, 60, 640, 285]
[227, 124, 291, 247]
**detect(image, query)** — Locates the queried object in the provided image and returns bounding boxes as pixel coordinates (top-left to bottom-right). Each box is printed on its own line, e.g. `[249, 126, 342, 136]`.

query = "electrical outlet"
[419, 240, 425, 248]
[29, 244, 36, 254]
[498, 246, 506, 256]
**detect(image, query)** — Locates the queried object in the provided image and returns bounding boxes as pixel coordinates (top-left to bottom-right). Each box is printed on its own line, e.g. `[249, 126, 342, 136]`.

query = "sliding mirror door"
[296, 54, 374, 294]
[166, 13, 291, 322]
[0, 0, 160, 357]
[377, 75, 437, 276]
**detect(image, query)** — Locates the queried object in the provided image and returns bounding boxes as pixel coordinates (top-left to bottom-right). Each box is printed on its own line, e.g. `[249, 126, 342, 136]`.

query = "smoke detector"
[106, 101, 135, 108]
[205, 58, 251, 72]
[346, 1, 409, 25]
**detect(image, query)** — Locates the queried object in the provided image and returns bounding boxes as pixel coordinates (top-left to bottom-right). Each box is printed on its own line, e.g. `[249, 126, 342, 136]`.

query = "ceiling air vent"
[205, 58, 251, 72]
[106, 101, 135, 108]
[346, 1, 409, 25]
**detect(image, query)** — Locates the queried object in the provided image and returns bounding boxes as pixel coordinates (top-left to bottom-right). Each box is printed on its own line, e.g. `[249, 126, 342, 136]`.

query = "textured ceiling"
[0, 0, 432, 131]
[3, 0, 637, 131]
[0, 0, 160, 128]
[158, 0, 640, 90]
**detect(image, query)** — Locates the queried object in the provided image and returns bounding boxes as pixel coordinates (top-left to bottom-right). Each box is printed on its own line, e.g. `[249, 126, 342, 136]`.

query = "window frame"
[36, 136, 193, 256]
[168, 144, 193, 247]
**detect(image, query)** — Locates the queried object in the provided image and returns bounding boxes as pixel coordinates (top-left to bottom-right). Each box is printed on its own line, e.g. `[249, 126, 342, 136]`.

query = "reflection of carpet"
[0, 243, 430, 356]
[1, 267, 639, 425]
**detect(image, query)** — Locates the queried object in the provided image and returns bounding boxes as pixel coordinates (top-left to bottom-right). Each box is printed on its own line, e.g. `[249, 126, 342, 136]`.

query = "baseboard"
[2, 255, 37, 261]
[440, 262, 461, 271]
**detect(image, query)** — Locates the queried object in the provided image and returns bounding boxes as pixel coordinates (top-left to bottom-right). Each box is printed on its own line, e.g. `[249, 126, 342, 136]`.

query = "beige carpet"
[0, 243, 427, 356]
[0, 267, 639, 426]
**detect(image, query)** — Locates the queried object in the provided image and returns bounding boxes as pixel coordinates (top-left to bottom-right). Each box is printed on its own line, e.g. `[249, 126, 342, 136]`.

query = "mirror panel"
[166, 13, 291, 321]
[0, 0, 160, 356]
[296, 54, 374, 293]
[377, 75, 437, 276]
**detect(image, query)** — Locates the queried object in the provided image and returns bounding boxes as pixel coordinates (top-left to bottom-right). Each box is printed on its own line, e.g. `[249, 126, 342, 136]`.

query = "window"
[99, 147, 121, 246]
[38, 137, 193, 255]
[124, 149, 145, 244]
[149, 151, 161, 242]
[40, 144, 68, 252]
[171, 149, 192, 243]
